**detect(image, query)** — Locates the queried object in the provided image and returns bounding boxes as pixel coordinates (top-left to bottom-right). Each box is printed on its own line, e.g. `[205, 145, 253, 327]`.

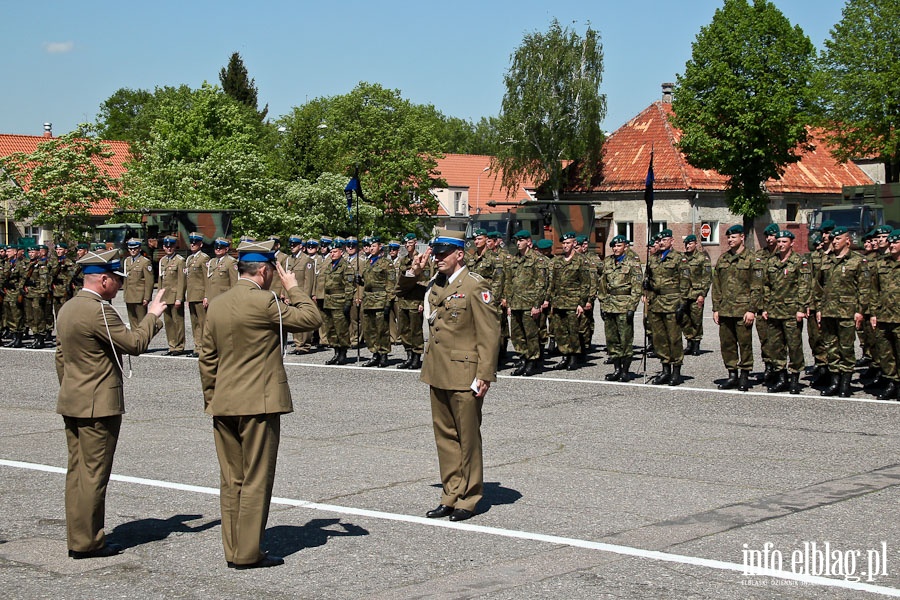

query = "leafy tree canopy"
[672, 0, 816, 220]
[495, 18, 606, 201]
[219, 51, 268, 122]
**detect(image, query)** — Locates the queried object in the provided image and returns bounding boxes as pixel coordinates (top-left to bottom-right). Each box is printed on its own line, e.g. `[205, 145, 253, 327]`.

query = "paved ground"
[0, 305, 898, 599]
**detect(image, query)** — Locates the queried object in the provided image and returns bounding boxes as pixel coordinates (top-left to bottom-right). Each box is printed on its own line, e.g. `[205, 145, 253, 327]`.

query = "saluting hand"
[276, 261, 298, 291]
[148, 288, 168, 317]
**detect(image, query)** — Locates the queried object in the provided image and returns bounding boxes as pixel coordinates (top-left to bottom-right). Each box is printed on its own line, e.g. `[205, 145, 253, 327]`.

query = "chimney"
[43, 123, 53, 137]
[661, 83, 674, 103]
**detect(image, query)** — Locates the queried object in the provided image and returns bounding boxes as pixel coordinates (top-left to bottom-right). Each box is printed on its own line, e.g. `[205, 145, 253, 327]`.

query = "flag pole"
[642, 145, 654, 382]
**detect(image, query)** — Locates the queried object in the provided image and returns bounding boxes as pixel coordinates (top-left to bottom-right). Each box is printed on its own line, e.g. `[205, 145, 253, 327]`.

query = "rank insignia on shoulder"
[468, 271, 484, 282]
[481, 290, 492, 304]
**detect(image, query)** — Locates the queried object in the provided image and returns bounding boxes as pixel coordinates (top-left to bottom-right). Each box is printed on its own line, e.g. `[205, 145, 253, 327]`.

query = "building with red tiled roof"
[0, 125, 130, 244]
[560, 86, 873, 261]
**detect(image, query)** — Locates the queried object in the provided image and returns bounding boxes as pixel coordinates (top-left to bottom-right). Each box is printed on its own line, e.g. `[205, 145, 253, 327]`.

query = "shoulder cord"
[100, 301, 133, 379]
[273, 290, 285, 358]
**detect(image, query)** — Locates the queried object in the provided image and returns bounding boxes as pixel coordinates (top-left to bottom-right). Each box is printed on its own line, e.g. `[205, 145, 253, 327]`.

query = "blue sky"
[3, 0, 846, 138]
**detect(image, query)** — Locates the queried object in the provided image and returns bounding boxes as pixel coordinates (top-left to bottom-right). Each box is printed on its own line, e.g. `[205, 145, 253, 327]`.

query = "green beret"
[763, 223, 779, 236]
[404, 232, 418, 241]
[683, 234, 697, 244]
[863, 229, 876, 242]
[876, 224, 893, 235]
[610, 235, 627, 246]
[77, 243, 89, 250]
[560, 231, 577, 241]
[513, 229, 531, 240]
[487, 231, 502, 239]
[473, 229, 488, 237]
[535, 239, 553, 250]
[809, 231, 823, 247]
[820, 220, 836, 232]
[658, 229, 672, 239]
[776, 230, 794, 240]
[575, 235, 588, 244]
[832, 226, 849, 237]
[889, 230, 900, 243]
[725, 224, 744, 236]
[56, 241, 69, 249]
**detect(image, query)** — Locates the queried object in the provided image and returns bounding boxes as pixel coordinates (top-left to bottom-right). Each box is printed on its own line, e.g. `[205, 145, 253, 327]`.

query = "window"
[453, 191, 466, 216]
[700, 220, 719, 244]
[616, 221, 633, 241]
[650, 221, 668, 238]
[786, 203, 799, 222]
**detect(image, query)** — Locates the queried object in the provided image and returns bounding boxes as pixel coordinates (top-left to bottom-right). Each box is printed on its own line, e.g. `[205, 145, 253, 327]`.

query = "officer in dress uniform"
[204, 238, 238, 304]
[123, 238, 155, 330]
[185, 232, 210, 357]
[158, 235, 187, 355]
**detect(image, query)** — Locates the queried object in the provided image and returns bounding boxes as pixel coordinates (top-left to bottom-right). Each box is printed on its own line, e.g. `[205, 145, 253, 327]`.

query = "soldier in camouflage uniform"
[576, 235, 601, 359]
[599, 235, 643, 382]
[761, 230, 811, 394]
[345, 237, 364, 348]
[534, 239, 555, 351]
[2, 245, 26, 347]
[322, 241, 356, 365]
[488, 231, 512, 362]
[49, 242, 76, 328]
[357, 237, 396, 367]
[754, 223, 780, 383]
[711, 225, 764, 392]
[396, 233, 429, 369]
[547, 232, 591, 371]
[506, 230, 549, 377]
[644, 230, 688, 386]
[642, 234, 661, 362]
[807, 220, 836, 384]
[869, 229, 900, 400]
[466, 229, 505, 363]
[812, 226, 870, 398]
[680, 234, 712, 356]
[860, 224, 894, 386]
[23, 245, 51, 348]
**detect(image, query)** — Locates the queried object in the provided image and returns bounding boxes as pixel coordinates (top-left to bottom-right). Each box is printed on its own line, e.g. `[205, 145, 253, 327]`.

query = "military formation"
[5, 219, 900, 401]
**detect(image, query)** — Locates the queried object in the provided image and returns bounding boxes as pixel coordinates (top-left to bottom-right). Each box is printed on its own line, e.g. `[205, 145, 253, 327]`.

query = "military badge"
[481, 290, 492, 304]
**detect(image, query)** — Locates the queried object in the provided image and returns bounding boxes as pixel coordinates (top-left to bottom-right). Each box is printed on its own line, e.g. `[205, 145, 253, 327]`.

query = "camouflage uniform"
[579, 251, 603, 354]
[3, 257, 26, 343]
[24, 257, 51, 344]
[507, 248, 549, 366]
[711, 248, 764, 378]
[870, 249, 900, 399]
[753, 245, 777, 375]
[396, 251, 429, 365]
[49, 253, 76, 325]
[762, 251, 811, 391]
[680, 248, 712, 351]
[359, 251, 396, 364]
[547, 252, 591, 360]
[322, 254, 356, 360]
[599, 252, 643, 380]
[646, 247, 688, 380]
[806, 248, 830, 371]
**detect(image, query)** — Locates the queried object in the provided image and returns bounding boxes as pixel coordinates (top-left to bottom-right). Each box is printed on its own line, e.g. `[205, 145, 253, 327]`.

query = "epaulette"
[468, 271, 485, 282]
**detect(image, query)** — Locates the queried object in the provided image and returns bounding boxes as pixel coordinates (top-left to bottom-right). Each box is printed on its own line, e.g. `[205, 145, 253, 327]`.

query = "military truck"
[466, 201, 602, 254]
[807, 183, 900, 249]
[95, 209, 238, 256]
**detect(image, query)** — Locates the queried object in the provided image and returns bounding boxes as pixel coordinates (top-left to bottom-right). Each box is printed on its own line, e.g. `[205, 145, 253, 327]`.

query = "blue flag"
[344, 170, 365, 216]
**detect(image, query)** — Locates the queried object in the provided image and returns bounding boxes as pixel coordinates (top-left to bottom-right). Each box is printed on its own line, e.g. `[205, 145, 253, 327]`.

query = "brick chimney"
[43, 123, 53, 137]
[661, 83, 674, 103]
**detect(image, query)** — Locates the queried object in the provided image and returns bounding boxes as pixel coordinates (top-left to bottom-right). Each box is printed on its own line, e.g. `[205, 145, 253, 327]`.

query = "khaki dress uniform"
[286, 251, 316, 353]
[186, 250, 210, 354]
[199, 279, 322, 566]
[313, 252, 330, 346]
[55, 290, 163, 554]
[205, 254, 238, 302]
[123, 254, 154, 330]
[158, 253, 186, 353]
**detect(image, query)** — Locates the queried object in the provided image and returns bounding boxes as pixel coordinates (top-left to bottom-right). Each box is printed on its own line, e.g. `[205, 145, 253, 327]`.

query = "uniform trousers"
[820, 317, 857, 374]
[509, 309, 541, 360]
[3, 297, 23, 332]
[162, 303, 185, 352]
[578, 308, 594, 352]
[648, 311, 683, 366]
[876, 321, 900, 381]
[63, 415, 121, 552]
[683, 302, 704, 342]
[188, 301, 206, 353]
[126, 303, 148, 332]
[362, 308, 390, 354]
[718, 315, 754, 371]
[398, 306, 424, 354]
[323, 306, 350, 348]
[550, 308, 580, 354]
[808, 316, 827, 367]
[213, 414, 280, 565]
[430, 387, 483, 512]
[763, 317, 805, 373]
[25, 295, 48, 334]
[756, 317, 772, 366]
[603, 312, 635, 359]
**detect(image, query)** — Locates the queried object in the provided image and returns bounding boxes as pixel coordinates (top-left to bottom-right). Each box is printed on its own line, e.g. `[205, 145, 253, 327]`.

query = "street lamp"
[476, 166, 489, 216]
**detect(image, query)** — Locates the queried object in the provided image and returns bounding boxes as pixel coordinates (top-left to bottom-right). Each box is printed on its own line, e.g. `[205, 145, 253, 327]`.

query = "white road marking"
[2, 458, 898, 596]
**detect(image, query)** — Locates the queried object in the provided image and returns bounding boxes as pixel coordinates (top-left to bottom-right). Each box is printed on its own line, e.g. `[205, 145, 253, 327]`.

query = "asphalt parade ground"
[0, 305, 898, 599]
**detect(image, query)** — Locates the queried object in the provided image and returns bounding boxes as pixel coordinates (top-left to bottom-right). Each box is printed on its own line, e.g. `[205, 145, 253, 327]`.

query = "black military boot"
[325, 349, 341, 365]
[838, 372, 853, 398]
[810, 365, 830, 386]
[605, 358, 622, 381]
[377, 353, 390, 368]
[0, 327, 8, 340]
[512, 358, 527, 376]
[738, 370, 750, 392]
[522, 359, 539, 377]
[652, 363, 671, 385]
[692, 339, 702, 356]
[410, 353, 422, 369]
[718, 370, 739, 390]
[553, 355, 571, 371]
[363, 353, 381, 367]
[789, 372, 802, 395]
[768, 370, 788, 393]
[877, 380, 898, 400]
[566, 354, 579, 371]
[397, 349, 413, 370]
[668, 365, 683, 387]
[8, 332, 23, 348]
[761, 364, 774, 385]
[821, 372, 841, 396]
[29, 333, 46, 349]
[864, 369, 883, 389]
[620, 358, 633, 382]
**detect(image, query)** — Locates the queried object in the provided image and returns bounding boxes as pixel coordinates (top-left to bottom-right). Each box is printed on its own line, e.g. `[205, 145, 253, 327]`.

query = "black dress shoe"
[68, 543, 123, 559]
[449, 508, 474, 522]
[232, 553, 284, 570]
[426, 504, 454, 518]
[190, 351, 199, 358]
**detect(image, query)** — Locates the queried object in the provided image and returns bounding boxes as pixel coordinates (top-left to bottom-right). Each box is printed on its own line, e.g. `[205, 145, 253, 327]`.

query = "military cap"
[237, 239, 277, 262]
[535, 239, 553, 250]
[213, 237, 231, 248]
[188, 231, 204, 243]
[820, 220, 836, 232]
[404, 232, 418, 241]
[56, 241, 69, 249]
[832, 226, 849, 237]
[575, 235, 588, 244]
[78, 248, 125, 276]
[429, 229, 466, 254]
[77, 242, 90, 250]
[863, 229, 876, 242]
[473, 229, 488, 238]
[370, 235, 382, 244]
[305, 239, 319, 248]
[361, 236, 373, 245]
[388, 240, 401, 249]
[332, 239, 346, 249]
[346, 236, 359, 247]
[162, 235, 178, 246]
[37, 244, 48, 250]
[776, 230, 795, 240]
[513, 229, 532, 240]
[126, 238, 142, 248]
[888, 230, 900, 244]
[268, 235, 281, 243]
[725, 224, 744, 236]
[487, 231, 502, 240]
[763, 223, 780, 236]
[684, 234, 697, 244]
[288, 235, 304, 245]
[91, 243, 106, 250]
[658, 229, 673, 239]
[320, 236, 333, 245]
[610, 234, 627, 246]
[809, 231, 824, 247]
[875, 224, 893, 235]
[560, 231, 577, 241]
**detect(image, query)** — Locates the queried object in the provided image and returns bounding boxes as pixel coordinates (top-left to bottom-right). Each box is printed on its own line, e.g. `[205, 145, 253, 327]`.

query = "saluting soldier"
[599, 235, 643, 382]
[760, 230, 810, 394]
[869, 229, 900, 400]
[204, 237, 238, 304]
[123, 238, 155, 330]
[812, 226, 870, 397]
[711, 225, 764, 392]
[357, 237, 396, 367]
[506, 230, 549, 377]
[158, 235, 187, 356]
[184, 232, 210, 357]
[644, 229, 688, 386]
[680, 234, 711, 356]
[547, 232, 591, 371]
[322, 240, 356, 365]
[395, 233, 428, 369]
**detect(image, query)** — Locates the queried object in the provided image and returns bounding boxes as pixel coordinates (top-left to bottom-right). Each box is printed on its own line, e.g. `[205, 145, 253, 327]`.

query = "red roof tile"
[0, 134, 131, 216]
[434, 154, 538, 214]
[588, 101, 871, 195]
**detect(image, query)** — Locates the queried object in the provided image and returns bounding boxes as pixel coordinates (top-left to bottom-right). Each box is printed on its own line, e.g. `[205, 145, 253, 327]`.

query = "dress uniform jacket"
[123, 255, 154, 304]
[285, 252, 316, 298]
[205, 254, 238, 301]
[158, 254, 186, 303]
[185, 251, 210, 303]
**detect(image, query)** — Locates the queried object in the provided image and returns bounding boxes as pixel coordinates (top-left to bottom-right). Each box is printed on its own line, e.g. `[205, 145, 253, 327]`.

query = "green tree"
[672, 0, 816, 226]
[219, 51, 268, 122]
[95, 87, 155, 143]
[283, 173, 380, 239]
[495, 19, 606, 201]
[0, 127, 120, 240]
[816, 0, 900, 182]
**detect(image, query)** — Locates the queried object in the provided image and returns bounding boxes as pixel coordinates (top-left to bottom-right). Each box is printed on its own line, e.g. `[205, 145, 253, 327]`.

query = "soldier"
[761, 231, 810, 394]
[322, 240, 356, 365]
[70, 243, 89, 294]
[4, 245, 26, 347]
[506, 230, 549, 377]
[711, 225, 764, 391]
[158, 235, 186, 356]
[313, 237, 331, 348]
[807, 220, 836, 384]
[641, 234, 661, 361]
[184, 232, 210, 357]
[357, 237, 396, 367]
[285, 236, 316, 354]
[488, 231, 512, 361]
[123, 238, 155, 330]
[861, 224, 894, 385]
[869, 229, 900, 400]
[599, 235, 643, 382]
[387, 240, 403, 346]
[813, 226, 869, 397]
[395, 234, 427, 369]
[49, 242, 77, 327]
[576, 235, 601, 359]
[680, 234, 712, 356]
[754, 223, 780, 384]
[204, 238, 237, 304]
[466, 229, 505, 364]
[0, 244, 7, 340]
[345, 237, 364, 348]
[23, 245, 52, 348]
[268, 235, 287, 300]
[534, 239, 555, 352]
[547, 232, 591, 371]
[644, 230, 688, 386]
